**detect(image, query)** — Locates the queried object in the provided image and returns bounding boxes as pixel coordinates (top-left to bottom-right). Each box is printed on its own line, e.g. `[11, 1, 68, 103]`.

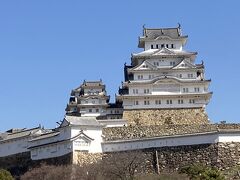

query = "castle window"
[161, 44, 164, 48]
[144, 89, 149, 94]
[170, 61, 176, 66]
[151, 45, 154, 49]
[194, 87, 200, 92]
[166, 44, 169, 48]
[96, 109, 99, 113]
[137, 75, 143, 80]
[183, 88, 189, 93]
[134, 101, 139, 105]
[133, 89, 138, 94]
[188, 74, 193, 78]
[155, 100, 161, 105]
[178, 99, 184, 104]
[89, 109, 92, 112]
[166, 100, 172, 104]
[189, 99, 195, 104]
[171, 44, 174, 48]
[156, 44, 159, 49]
[144, 100, 150, 105]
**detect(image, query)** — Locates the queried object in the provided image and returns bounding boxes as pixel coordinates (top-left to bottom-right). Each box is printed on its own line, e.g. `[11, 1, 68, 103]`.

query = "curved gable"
[131, 60, 156, 71]
[173, 59, 196, 69]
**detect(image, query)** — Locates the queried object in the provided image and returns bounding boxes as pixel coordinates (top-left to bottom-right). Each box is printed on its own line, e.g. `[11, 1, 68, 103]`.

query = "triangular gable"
[172, 59, 196, 69]
[154, 48, 175, 55]
[71, 130, 94, 142]
[132, 60, 156, 71]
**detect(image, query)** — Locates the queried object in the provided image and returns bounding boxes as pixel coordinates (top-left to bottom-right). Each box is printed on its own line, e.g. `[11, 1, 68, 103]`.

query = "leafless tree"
[100, 151, 148, 180]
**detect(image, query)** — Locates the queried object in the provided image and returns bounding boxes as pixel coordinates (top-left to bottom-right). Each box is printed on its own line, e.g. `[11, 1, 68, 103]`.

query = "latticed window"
[178, 99, 184, 104]
[155, 100, 161, 104]
[144, 100, 150, 105]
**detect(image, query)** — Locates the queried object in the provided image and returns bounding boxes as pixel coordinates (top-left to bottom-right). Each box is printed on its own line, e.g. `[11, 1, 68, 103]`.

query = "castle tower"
[117, 26, 212, 125]
[66, 80, 110, 117]
[66, 80, 123, 120]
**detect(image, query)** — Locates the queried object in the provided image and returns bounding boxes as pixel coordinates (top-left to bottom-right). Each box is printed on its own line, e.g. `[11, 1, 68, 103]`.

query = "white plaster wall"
[133, 71, 198, 81]
[122, 97, 207, 109]
[31, 141, 72, 160]
[144, 40, 183, 50]
[102, 133, 240, 153]
[98, 120, 127, 127]
[129, 84, 206, 96]
[102, 133, 219, 152]
[71, 127, 103, 153]
[0, 137, 31, 157]
[218, 133, 240, 142]
[80, 107, 106, 117]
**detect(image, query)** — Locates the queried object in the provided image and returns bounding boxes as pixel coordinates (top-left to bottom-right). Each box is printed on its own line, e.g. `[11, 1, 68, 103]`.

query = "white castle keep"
[118, 26, 212, 110]
[1, 26, 240, 167]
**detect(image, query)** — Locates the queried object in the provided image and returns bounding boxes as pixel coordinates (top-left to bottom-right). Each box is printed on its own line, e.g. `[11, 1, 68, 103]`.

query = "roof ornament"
[161, 29, 164, 35]
[201, 60, 204, 65]
[178, 23, 181, 29]
[177, 23, 182, 36]
[143, 24, 147, 36]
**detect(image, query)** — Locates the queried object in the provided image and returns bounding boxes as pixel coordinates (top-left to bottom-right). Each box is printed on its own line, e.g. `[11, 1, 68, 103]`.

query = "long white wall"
[102, 132, 240, 153]
[31, 141, 72, 160]
[0, 137, 31, 157]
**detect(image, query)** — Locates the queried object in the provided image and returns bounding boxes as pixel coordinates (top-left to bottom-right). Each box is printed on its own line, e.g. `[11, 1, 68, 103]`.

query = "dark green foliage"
[136, 173, 189, 180]
[180, 164, 225, 180]
[0, 169, 14, 180]
[223, 165, 240, 179]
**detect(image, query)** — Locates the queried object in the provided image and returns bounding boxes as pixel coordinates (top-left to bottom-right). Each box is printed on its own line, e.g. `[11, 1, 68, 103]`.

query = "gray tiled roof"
[0, 127, 46, 142]
[64, 116, 102, 126]
[142, 27, 188, 39]
[103, 124, 240, 141]
[30, 131, 59, 141]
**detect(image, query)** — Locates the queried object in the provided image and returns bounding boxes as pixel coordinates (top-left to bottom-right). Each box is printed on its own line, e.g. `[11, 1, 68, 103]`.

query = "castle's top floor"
[138, 25, 188, 51]
[71, 80, 107, 97]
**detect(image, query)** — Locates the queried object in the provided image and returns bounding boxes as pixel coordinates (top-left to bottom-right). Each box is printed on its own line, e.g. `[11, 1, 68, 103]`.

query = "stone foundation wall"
[73, 151, 102, 166]
[1, 142, 240, 177]
[123, 108, 209, 126]
[217, 142, 240, 170]
[101, 142, 240, 173]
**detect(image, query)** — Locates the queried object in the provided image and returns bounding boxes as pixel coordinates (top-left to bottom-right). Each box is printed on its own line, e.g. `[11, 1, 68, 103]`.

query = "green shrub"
[0, 169, 14, 180]
[179, 164, 225, 180]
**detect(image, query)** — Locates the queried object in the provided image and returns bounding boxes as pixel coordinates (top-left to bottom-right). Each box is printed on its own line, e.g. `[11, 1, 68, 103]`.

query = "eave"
[117, 92, 213, 99]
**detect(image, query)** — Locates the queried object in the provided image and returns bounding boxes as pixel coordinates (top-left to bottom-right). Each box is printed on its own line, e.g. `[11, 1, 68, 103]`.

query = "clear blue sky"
[0, 0, 240, 131]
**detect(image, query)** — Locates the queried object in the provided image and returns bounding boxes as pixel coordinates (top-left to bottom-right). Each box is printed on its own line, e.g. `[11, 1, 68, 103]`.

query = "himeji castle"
[2, 26, 240, 177]
[117, 25, 213, 125]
